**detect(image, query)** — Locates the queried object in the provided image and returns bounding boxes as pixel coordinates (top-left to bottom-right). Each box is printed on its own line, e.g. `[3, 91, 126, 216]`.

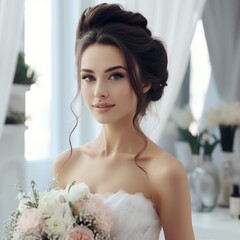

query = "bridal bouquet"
[3, 181, 113, 240]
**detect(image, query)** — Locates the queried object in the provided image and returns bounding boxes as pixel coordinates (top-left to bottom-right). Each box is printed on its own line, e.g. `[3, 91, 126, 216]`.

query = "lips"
[92, 103, 115, 112]
[92, 103, 115, 108]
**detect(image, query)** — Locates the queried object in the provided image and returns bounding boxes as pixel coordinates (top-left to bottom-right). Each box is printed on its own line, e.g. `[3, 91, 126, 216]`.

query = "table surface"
[160, 207, 240, 240]
[192, 207, 240, 240]
[192, 207, 240, 232]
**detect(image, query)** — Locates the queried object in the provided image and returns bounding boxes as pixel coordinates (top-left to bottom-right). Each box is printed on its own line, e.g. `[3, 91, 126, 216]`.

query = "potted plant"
[1, 52, 36, 156]
[5, 111, 26, 125]
[13, 51, 37, 85]
[8, 51, 37, 113]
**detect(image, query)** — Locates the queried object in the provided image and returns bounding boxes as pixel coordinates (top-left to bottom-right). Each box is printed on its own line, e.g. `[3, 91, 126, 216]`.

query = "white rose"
[38, 190, 63, 217]
[63, 202, 76, 225]
[67, 182, 90, 203]
[45, 214, 68, 236]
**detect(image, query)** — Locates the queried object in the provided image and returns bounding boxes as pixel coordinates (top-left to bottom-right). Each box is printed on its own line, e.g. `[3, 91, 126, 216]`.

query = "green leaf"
[68, 201, 78, 218]
[68, 181, 76, 193]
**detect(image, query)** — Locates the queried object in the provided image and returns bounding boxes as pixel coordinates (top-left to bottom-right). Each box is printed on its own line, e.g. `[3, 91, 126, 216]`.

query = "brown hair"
[75, 3, 168, 127]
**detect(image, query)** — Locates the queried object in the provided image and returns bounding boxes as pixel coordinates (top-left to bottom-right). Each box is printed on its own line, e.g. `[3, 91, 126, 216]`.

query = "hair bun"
[77, 3, 152, 38]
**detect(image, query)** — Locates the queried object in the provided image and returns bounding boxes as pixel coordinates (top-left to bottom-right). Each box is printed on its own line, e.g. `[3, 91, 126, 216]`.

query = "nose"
[94, 79, 109, 98]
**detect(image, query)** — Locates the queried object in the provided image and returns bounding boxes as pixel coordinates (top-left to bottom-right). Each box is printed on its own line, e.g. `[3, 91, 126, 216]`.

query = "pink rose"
[18, 208, 45, 237]
[63, 226, 94, 240]
[73, 195, 113, 234]
[88, 195, 113, 234]
[73, 199, 89, 212]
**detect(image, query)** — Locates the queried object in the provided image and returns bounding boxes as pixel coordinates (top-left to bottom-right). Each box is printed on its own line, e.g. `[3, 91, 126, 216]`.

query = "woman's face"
[79, 43, 137, 125]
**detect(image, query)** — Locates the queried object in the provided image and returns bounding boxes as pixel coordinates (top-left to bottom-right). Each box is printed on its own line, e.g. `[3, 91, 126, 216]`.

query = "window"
[24, 0, 51, 160]
[190, 19, 211, 132]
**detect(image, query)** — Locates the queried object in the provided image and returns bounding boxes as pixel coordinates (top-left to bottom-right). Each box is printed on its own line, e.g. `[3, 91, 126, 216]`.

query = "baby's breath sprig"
[17, 180, 40, 209]
[47, 177, 58, 191]
[31, 180, 39, 207]
[2, 210, 20, 240]
[78, 211, 99, 236]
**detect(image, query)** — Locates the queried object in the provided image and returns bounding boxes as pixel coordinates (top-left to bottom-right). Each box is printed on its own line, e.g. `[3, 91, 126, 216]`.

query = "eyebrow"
[81, 65, 127, 73]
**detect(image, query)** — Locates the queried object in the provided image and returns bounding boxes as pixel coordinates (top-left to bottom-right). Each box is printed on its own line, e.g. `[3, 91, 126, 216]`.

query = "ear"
[142, 83, 151, 93]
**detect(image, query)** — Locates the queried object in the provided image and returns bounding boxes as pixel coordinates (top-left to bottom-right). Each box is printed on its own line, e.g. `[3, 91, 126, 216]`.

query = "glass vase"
[188, 155, 219, 212]
[218, 152, 235, 207]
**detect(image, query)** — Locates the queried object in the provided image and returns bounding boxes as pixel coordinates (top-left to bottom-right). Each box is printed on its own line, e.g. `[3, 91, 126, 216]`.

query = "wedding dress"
[97, 190, 163, 240]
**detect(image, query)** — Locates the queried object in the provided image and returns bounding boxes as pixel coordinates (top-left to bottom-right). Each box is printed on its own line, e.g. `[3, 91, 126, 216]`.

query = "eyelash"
[81, 75, 95, 82]
[81, 73, 124, 82]
[109, 73, 124, 80]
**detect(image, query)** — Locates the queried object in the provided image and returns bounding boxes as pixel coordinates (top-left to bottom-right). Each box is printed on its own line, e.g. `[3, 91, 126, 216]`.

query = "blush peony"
[17, 208, 45, 237]
[63, 226, 94, 240]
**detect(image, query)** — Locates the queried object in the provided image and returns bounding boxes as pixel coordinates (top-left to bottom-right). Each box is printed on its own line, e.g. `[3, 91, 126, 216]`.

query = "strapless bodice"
[96, 190, 162, 240]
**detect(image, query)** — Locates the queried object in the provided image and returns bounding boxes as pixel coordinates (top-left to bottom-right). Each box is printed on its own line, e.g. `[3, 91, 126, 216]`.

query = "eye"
[109, 73, 123, 80]
[81, 75, 95, 82]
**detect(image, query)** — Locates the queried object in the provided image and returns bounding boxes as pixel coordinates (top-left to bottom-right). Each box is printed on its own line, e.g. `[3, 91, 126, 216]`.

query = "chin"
[93, 114, 119, 125]
[95, 118, 114, 124]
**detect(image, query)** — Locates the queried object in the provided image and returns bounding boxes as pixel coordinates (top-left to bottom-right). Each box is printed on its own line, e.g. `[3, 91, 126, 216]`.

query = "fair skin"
[54, 44, 195, 240]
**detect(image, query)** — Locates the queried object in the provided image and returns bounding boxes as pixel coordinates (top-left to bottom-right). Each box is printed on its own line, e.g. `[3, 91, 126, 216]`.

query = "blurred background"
[0, 0, 240, 239]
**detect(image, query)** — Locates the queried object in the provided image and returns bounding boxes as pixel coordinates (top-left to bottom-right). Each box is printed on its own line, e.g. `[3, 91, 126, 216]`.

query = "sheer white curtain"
[202, 0, 240, 102]
[51, 0, 98, 157]
[123, 0, 206, 144]
[0, 0, 25, 137]
[202, 0, 240, 157]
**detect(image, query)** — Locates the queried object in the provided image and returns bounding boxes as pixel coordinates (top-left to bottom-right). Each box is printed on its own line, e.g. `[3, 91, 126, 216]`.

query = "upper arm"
[151, 157, 195, 240]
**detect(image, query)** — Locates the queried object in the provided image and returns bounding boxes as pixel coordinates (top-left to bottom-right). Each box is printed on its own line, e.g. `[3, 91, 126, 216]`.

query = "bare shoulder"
[146, 142, 188, 205]
[53, 148, 79, 173]
[151, 150, 186, 181]
[53, 147, 85, 188]
[147, 141, 186, 180]
[146, 142, 194, 239]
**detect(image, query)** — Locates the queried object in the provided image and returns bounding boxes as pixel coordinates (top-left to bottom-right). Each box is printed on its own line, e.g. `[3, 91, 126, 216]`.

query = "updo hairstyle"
[75, 3, 168, 125]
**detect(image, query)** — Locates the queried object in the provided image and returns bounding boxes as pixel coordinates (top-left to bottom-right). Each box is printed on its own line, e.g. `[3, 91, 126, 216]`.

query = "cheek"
[114, 81, 134, 98]
[122, 87, 137, 102]
[119, 87, 138, 110]
[81, 85, 92, 105]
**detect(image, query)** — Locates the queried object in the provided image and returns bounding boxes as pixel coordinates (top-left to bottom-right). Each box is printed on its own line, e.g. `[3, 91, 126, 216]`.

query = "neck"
[96, 121, 146, 157]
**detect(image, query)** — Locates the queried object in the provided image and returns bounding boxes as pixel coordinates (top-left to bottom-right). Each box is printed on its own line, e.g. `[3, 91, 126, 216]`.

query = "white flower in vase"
[171, 105, 194, 130]
[204, 101, 240, 152]
[204, 101, 240, 207]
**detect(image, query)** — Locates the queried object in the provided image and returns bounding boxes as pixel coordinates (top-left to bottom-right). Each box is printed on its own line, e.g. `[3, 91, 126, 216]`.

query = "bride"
[54, 3, 194, 240]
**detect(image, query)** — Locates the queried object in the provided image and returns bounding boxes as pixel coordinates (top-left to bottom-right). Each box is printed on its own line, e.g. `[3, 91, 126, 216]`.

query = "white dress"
[97, 190, 162, 240]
